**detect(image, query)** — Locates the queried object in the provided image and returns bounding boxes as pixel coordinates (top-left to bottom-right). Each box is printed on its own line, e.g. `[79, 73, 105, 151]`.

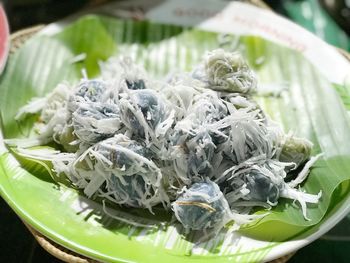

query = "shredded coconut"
[7, 50, 322, 232]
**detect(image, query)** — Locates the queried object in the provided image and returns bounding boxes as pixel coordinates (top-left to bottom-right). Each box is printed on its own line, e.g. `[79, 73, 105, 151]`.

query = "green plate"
[1, 2, 350, 262]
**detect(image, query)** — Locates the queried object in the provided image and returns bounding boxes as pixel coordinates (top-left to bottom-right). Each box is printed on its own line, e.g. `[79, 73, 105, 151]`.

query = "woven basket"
[24, 222, 295, 263]
[9, 1, 348, 262]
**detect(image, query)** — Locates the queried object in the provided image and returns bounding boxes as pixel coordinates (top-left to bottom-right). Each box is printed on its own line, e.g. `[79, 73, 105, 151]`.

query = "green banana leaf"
[1, 14, 350, 262]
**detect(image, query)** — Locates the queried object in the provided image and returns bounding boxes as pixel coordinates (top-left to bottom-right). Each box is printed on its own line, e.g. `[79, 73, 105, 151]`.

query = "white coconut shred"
[7, 49, 322, 232]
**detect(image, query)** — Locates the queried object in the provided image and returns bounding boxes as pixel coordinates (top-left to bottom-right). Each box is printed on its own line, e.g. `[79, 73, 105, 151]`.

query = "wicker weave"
[9, 25, 45, 54]
[9, 1, 348, 262]
[25, 224, 295, 263]
[25, 223, 98, 263]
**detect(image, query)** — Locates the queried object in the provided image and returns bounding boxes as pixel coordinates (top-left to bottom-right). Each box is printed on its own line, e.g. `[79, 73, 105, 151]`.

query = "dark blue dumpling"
[209, 126, 230, 146]
[72, 103, 121, 143]
[186, 132, 215, 178]
[126, 90, 166, 136]
[75, 80, 106, 102]
[173, 181, 228, 230]
[97, 140, 148, 170]
[126, 79, 146, 90]
[244, 171, 280, 203]
[96, 139, 155, 207]
[113, 142, 149, 170]
[110, 174, 149, 207]
[221, 168, 280, 204]
[198, 100, 229, 146]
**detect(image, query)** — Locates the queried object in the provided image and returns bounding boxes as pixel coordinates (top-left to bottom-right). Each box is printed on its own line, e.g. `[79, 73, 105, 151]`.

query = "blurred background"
[266, 0, 350, 50]
[3, 0, 350, 50]
[1, 0, 349, 262]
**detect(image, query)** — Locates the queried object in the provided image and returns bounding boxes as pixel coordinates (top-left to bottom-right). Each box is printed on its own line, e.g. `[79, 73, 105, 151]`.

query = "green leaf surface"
[1, 14, 350, 261]
[55, 16, 117, 77]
